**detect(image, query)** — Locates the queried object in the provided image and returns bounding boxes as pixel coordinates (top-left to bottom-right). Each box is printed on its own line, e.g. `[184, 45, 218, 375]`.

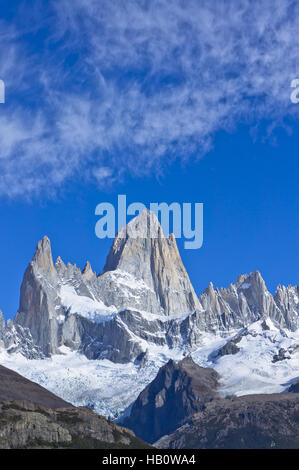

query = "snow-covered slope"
[193, 318, 299, 397]
[0, 345, 185, 418]
[1, 318, 299, 420]
[59, 284, 117, 323]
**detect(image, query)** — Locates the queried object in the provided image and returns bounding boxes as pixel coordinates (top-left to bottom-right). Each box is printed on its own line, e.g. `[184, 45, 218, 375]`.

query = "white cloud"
[0, 0, 299, 198]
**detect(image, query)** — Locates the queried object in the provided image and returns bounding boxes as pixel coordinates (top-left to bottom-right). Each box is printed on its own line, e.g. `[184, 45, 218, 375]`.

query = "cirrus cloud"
[0, 0, 299, 198]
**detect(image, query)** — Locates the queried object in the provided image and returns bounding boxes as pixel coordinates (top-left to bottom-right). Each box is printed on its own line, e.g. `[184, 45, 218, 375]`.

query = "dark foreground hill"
[0, 365, 151, 449]
[155, 393, 299, 449]
[0, 365, 72, 409]
[124, 357, 219, 443]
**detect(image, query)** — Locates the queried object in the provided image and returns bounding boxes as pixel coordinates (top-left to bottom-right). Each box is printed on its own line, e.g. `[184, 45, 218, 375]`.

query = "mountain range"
[0, 209, 299, 447]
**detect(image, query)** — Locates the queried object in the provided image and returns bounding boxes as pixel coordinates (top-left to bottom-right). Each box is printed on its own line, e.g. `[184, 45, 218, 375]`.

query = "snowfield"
[193, 319, 299, 397]
[1, 318, 299, 419]
[0, 343, 185, 418]
[59, 284, 117, 323]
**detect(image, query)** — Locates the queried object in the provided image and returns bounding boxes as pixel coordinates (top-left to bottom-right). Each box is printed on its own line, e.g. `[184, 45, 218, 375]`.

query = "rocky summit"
[104, 209, 200, 317]
[124, 357, 220, 443]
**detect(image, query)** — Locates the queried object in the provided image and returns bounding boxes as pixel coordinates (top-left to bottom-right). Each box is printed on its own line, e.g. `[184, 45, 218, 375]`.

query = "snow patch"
[60, 285, 117, 322]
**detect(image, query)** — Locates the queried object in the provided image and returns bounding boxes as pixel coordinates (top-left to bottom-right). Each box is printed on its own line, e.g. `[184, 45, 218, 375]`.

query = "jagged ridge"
[0, 210, 297, 365]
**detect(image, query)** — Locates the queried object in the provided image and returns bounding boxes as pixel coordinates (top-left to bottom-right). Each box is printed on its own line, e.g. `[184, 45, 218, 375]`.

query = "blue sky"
[0, 1, 298, 318]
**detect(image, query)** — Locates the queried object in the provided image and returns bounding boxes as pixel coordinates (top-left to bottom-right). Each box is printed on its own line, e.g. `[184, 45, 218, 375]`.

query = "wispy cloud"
[0, 0, 299, 198]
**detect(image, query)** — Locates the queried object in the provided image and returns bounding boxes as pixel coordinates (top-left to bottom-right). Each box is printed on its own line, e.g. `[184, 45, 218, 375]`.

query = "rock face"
[0, 365, 150, 449]
[217, 336, 241, 357]
[197, 271, 298, 332]
[124, 357, 219, 443]
[0, 310, 5, 345]
[155, 393, 299, 449]
[104, 210, 200, 316]
[288, 381, 299, 393]
[0, 311, 43, 359]
[274, 285, 299, 331]
[6, 209, 299, 364]
[0, 401, 151, 449]
[0, 310, 4, 332]
[15, 236, 61, 356]
[13, 212, 205, 361]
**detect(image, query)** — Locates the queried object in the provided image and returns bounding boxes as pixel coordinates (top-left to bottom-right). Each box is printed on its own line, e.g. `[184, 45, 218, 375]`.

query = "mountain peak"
[125, 356, 219, 443]
[104, 209, 171, 274]
[55, 255, 66, 271]
[0, 310, 5, 336]
[235, 270, 266, 290]
[82, 261, 95, 280]
[118, 209, 163, 241]
[32, 236, 56, 276]
[103, 210, 200, 316]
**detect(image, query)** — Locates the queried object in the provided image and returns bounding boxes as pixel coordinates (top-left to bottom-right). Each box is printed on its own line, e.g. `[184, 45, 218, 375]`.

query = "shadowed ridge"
[0, 364, 73, 409]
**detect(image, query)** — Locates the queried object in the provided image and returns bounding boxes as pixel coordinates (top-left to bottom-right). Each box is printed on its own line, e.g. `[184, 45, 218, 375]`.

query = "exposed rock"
[0, 365, 151, 449]
[103, 209, 201, 316]
[82, 261, 96, 282]
[0, 311, 43, 359]
[0, 400, 151, 449]
[198, 271, 289, 333]
[2, 320, 44, 359]
[217, 336, 241, 357]
[0, 310, 4, 344]
[124, 357, 219, 443]
[261, 319, 270, 331]
[32, 236, 57, 281]
[14, 236, 61, 356]
[274, 285, 299, 331]
[155, 393, 299, 449]
[135, 348, 150, 368]
[288, 380, 299, 393]
[272, 348, 290, 363]
[14, 212, 203, 360]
